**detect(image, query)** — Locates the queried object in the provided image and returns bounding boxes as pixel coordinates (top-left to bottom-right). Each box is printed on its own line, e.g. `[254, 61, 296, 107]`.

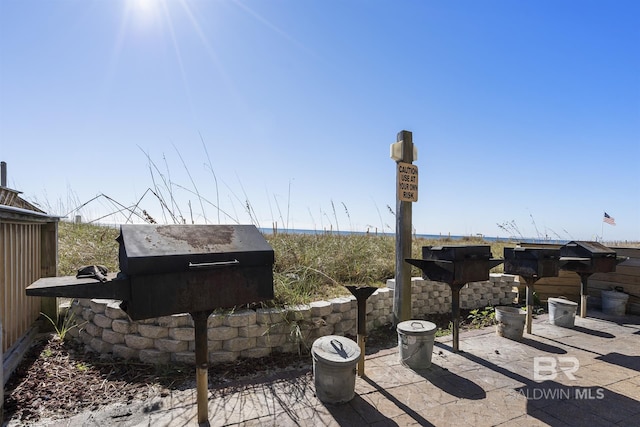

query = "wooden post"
[393, 130, 414, 324]
[579, 273, 589, 318]
[40, 221, 59, 326]
[525, 278, 535, 334]
[191, 310, 213, 424]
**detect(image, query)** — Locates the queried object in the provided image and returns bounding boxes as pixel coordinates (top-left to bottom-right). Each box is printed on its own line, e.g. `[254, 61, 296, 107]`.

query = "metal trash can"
[548, 298, 578, 328]
[397, 320, 437, 371]
[312, 335, 360, 404]
[495, 306, 526, 340]
[601, 290, 629, 315]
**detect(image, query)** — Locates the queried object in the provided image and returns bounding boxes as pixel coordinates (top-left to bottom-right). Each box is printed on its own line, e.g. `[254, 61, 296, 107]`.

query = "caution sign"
[397, 162, 418, 202]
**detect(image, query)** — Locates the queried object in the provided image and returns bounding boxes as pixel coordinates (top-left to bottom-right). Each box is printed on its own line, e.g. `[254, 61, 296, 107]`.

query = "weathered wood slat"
[610, 247, 640, 258]
[608, 265, 640, 276]
[1, 221, 46, 354]
[589, 282, 640, 301]
[590, 272, 640, 286]
[537, 293, 580, 304]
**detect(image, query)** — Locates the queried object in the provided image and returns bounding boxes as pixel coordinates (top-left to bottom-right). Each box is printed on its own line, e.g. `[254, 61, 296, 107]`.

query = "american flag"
[603, 212, 616, 226]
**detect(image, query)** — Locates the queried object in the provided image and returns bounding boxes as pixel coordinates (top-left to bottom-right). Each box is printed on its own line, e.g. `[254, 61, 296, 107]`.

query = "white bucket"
[495, 306, 526, 341]
[548, 298, 578, 328]
[311, 335, 360, 404]
[601, 290, 629, 316]
[397, 320, 437, 371]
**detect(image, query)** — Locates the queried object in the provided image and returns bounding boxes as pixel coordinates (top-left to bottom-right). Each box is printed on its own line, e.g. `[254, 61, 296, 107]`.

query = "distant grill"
[504, 245, 561, 333]
[559, 241, 618, 275]
[559, 241, 624, 318]
[504, 246, 561, 279]
[406, 245, 502, 352]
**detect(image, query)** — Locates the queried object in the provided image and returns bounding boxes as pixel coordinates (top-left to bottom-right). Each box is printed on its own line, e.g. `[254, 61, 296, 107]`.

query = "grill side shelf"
[26, 274, 131, 300]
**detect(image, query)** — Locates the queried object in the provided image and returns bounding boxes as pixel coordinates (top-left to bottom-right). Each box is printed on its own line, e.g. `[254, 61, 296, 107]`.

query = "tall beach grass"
[58, 221, 508, 307]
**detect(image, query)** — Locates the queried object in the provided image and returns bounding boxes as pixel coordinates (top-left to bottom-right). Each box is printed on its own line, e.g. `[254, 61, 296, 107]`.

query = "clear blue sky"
[1, 0, 638, 242]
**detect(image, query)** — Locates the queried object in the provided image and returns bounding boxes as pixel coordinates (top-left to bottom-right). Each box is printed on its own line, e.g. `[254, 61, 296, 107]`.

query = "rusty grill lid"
[118, 224, 274, 275]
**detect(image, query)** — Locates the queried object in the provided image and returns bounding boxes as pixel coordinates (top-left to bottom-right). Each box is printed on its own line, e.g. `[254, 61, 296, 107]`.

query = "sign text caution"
[397, 162, 418, 202]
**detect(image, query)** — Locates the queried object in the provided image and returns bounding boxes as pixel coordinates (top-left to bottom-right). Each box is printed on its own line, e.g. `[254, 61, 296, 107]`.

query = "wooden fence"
[1, 208, 57, 356]
[590, 247, 640, 314]
[1, 222, 41, 354]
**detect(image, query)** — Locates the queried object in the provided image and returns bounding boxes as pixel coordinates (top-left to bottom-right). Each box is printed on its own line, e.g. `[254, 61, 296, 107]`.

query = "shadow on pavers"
[518, 337, 567, 354]
[418, 364, 486, 400]
[434, 342, 639, 426]
[361, 377, 436, 427]
[570, 325, 616, 339]
[324, 394, 400, 426]
[596, 352, 640, 372]
[514, 382, 639, 426]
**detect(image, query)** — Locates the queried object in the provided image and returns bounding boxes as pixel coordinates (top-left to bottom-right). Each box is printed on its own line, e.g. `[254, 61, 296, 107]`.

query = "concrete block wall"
[67, 274, 517, 365]
[386, 273, 518, 315]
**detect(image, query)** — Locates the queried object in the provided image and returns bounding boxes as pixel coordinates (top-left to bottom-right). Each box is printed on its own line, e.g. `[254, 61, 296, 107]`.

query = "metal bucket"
[495, 306, 526, 340]
[601, 290, 629, 316]
[397, 320, 437, 371]
[311, 335, 360, 404]
[548, 298, 578, 328]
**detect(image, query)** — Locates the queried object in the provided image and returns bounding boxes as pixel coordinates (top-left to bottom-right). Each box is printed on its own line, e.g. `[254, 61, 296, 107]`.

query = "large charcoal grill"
[116, 224, 274, 320]
[406, 245, 503, 352]
[26, 224, 274, 424]
[504, 245, 561, 333]
[559, 241, 624, 318]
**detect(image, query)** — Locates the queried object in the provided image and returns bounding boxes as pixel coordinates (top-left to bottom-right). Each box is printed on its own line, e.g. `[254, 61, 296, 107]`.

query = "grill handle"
[188, 259, 240, 269]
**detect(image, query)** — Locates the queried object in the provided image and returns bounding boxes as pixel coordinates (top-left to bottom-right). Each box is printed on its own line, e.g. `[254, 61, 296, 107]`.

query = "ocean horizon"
[258, 227, 569, 245]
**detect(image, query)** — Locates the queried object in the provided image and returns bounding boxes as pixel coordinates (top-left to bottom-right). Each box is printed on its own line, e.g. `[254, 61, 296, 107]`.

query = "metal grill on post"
[559, 241, 625, 318]
[345, 285, 377, 377]
[504, 245, 561, 334]
[407, 245, 502, 352]
[26, 224, 275, 425]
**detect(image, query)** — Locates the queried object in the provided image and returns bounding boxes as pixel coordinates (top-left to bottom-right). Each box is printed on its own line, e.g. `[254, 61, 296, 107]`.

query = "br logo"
[533, 356, 580, 381]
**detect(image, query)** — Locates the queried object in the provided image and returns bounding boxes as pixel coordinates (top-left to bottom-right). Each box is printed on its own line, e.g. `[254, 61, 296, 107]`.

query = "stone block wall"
[387, 273, 518, 315]
[66, 274, 517, 365]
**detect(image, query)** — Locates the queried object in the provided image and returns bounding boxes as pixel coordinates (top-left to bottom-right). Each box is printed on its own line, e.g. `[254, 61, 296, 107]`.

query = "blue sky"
[1, 0, 638, 242]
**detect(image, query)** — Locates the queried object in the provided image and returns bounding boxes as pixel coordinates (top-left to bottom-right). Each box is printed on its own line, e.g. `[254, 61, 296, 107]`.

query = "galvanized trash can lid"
[397, 320, 437, 336]
[548, 297, 578, 306]
[312, 335, 361, 366]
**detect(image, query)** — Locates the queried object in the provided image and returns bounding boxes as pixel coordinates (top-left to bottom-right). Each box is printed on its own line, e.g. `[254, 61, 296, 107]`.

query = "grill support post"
[345, 286, 377, 376]
[579, 273, 590, 318]
[524, 277, 537, 334]
[451, 286, 461, 352]
[191, 310, 213, 424]
[356, 298, 367, 375]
